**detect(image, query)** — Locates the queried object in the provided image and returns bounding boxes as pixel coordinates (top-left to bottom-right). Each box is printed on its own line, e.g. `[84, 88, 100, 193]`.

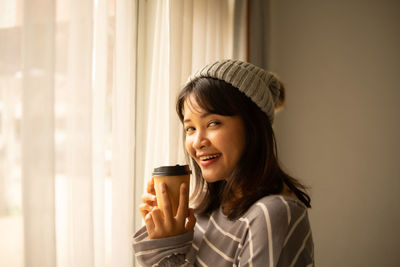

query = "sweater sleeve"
[238, 198, 290, 267]
[133, 226, 194, 266]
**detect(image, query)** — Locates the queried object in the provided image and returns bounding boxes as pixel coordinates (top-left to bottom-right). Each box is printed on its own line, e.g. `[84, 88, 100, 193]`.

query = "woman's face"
[183, 95, 246, 183]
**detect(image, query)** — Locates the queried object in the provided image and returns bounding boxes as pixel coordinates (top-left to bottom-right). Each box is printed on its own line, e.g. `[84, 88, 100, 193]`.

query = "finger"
[147, 177, 156, 195]
[159, 182, 173, 222]
[176, 183, 189, 220]
[151, 207, 164, 228]
[141, 193, 157, 206]
[139, 203, 152, 220]
[185, 208, 196, 232]
[144, 212, 155, 233]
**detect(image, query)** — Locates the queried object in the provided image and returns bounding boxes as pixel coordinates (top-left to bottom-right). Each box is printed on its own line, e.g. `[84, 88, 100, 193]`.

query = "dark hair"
[176, 77, 310, 219]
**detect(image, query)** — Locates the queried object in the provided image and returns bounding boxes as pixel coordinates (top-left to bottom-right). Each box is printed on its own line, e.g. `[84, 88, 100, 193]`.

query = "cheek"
[185, 137, 194, 155]
[223, 130, 245, 161]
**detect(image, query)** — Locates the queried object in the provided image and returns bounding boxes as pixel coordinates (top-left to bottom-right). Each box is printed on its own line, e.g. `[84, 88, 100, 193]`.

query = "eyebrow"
[183, 112, 213, 123]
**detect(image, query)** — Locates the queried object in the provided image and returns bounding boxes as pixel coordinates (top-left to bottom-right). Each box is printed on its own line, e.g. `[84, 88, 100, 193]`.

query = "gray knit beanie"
[187, 59, 282, 124]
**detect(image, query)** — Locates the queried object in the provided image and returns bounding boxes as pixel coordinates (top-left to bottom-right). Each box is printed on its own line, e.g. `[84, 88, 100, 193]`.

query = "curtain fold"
[59, 1, 94, 266]
[111, 0, 136, 266]
[22, 0, 56, 266]
[92, 0, 108, 265]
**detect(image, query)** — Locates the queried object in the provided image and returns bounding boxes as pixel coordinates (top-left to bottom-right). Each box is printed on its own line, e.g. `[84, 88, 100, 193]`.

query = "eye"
[208, 121, 221, 127]
[185, 126, 195, 134]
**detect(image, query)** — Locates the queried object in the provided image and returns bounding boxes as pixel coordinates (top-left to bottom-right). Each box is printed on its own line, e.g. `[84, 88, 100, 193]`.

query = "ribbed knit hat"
[187, 59, 281, 123]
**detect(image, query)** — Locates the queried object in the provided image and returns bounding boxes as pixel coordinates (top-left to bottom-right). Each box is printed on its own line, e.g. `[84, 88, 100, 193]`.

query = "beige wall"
[267, 1, 400, 266]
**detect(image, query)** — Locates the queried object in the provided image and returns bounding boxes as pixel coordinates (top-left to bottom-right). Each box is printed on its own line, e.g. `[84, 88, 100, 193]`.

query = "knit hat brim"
[188, 59, 281, 123]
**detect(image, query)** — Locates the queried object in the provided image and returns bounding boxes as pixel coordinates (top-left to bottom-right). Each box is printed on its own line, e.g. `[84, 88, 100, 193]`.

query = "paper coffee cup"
[152, 165, 191, 217]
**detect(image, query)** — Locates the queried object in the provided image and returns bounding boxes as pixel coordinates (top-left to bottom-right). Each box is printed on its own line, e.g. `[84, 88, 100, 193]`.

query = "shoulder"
[233, 195, 311, 265]
[242, 195, 308, 233]
[246, 195, 304, 217]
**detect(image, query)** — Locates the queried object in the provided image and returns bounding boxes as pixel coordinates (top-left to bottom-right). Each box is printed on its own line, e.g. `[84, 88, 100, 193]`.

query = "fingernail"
[161, 183, 166, 193]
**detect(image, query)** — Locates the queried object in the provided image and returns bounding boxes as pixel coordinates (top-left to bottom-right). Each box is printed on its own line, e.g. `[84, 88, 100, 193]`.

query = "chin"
[201, 171, 226, 183]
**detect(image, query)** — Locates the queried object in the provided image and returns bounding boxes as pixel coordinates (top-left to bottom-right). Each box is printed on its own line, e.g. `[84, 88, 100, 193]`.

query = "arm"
[238, 199, 290, 267]
[134, 179, 196, 266]
[133, 227, 194, 266]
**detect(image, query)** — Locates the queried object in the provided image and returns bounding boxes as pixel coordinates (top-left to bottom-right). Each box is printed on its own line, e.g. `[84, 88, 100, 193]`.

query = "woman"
[133, 60, 314, 266]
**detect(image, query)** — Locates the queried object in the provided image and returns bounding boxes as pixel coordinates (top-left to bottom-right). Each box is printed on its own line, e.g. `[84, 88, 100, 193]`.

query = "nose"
[192, 129, 209, 150]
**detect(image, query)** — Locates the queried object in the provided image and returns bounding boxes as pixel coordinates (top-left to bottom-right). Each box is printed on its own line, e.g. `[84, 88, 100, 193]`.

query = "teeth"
[200, 154, 219, 161]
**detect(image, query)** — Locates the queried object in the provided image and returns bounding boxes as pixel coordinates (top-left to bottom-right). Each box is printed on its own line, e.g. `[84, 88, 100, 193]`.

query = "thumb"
[185, 208, 196, 232]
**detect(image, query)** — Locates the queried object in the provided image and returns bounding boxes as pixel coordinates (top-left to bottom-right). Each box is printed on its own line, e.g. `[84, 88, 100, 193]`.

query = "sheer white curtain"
[135, 0, 247, 232]
[0, 0, 246, 266]
[0, 0, 137, 266]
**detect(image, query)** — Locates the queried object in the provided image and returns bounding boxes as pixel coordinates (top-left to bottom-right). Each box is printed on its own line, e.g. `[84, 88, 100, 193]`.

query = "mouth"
[197, 153, 221, 166]
[199, 154, 220, 161]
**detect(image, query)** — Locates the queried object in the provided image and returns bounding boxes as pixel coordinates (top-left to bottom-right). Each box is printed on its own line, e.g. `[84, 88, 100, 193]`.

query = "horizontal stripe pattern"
[133, 195, 314, 266]
[210, 216, 242, 242]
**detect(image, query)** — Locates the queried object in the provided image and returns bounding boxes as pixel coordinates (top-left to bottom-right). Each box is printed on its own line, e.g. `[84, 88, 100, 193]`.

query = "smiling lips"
[199, 154, 220, 160]
[197, 153, 221, 166]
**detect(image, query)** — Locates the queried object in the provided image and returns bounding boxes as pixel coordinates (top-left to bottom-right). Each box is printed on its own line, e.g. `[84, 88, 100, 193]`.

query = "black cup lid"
[152, 164, 191, 176]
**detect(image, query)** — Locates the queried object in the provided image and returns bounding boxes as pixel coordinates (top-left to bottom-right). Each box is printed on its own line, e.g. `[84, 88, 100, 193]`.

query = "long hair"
[176, 77, 310, 219]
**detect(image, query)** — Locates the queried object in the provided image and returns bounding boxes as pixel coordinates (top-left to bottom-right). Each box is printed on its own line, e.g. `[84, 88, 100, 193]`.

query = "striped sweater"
[133, 195, 314, 266]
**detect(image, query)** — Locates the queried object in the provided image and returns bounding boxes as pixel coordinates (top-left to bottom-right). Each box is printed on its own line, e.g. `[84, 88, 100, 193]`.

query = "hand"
[139, 177, 157, 219]
[142, 182, 196, 239]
